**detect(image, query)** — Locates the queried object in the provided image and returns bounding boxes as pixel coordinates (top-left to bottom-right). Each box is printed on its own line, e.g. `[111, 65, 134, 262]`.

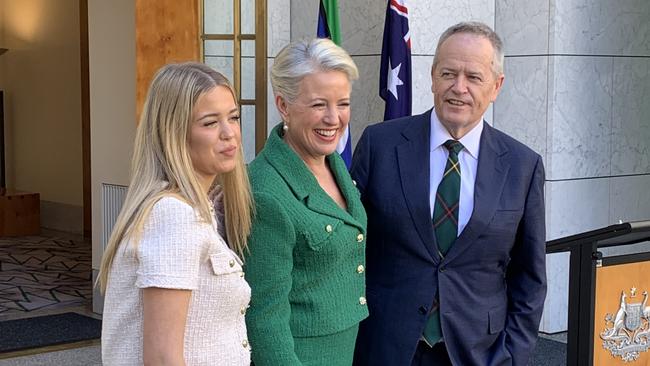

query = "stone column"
[495, 0, 650, 332]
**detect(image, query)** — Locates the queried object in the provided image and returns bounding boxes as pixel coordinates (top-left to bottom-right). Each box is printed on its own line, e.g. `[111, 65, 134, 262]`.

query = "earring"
[283, 123, 289, 132]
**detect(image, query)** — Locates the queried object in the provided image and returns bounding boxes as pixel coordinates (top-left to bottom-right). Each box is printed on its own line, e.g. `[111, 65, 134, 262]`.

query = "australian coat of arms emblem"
[600, 288, 650, 362]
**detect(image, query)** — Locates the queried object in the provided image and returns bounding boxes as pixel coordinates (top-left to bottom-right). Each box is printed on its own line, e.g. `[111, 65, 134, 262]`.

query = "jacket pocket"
[300, 219, 342, 251]
[488, 209, 523, 235]
[209, 252, 243, 275]
[488, 305, 507, 334]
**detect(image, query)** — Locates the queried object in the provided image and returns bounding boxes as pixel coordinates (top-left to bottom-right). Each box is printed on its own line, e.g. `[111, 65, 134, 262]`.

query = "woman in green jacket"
[245, 38, 368, 365]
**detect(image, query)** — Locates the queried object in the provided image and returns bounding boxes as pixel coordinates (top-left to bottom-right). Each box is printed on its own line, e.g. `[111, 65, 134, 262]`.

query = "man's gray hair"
[271, 38, 359, 103]
[432, 21, 504, 76]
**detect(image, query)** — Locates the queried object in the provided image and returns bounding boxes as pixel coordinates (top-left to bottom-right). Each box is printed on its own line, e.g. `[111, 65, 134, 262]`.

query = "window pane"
[204, 56, 234, 84]
[204, 0, 233, 34]
[241, 39, 255, 57]
[241, 40, 256, 100]
[204, 40, 233, 57]
[241, 105, 256, 163]
[241, 0, 255, 35]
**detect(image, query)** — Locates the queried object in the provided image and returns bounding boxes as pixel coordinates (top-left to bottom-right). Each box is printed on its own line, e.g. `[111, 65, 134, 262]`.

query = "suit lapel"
[327, 153, 366, 227]
[303, 154, 364, 230]
[263, 124, 364, 231]
[443, 123, 510, 264]
[396, 110, 439, 263]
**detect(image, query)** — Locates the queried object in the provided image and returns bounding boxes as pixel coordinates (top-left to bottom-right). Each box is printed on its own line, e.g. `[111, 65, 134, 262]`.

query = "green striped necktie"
[423, 139, 464, 345]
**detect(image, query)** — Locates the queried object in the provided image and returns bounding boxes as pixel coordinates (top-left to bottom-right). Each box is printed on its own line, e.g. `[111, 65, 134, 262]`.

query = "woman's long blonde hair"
[97, 62, 253, 292]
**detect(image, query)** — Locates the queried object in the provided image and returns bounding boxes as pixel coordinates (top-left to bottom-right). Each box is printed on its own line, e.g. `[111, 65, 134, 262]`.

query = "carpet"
[0, 312, 101, 353]
[0, 235, 92, 318]
[530, 337, 567, 366]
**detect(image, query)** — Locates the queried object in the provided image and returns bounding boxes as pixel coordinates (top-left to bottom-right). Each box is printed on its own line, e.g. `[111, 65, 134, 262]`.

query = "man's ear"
[491, 74, 505, 102]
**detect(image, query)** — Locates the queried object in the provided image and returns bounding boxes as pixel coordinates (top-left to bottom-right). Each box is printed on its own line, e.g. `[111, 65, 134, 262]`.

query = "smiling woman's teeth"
[316, 129, 336, 137]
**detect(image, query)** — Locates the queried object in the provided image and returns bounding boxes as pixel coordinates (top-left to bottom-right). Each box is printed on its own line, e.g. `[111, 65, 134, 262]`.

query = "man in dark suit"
[351, 22, 546, 366]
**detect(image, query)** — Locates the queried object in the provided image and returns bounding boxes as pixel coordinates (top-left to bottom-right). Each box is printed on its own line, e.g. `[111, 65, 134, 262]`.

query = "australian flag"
[380, 0, 412, 120]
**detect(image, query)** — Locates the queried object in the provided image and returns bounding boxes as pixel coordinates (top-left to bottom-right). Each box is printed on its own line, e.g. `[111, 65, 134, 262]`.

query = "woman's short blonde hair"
[271, 38, 358, 103]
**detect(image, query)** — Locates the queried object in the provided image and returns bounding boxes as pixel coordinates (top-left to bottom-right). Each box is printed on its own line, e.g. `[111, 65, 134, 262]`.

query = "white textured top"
[102, 196, 251, 366]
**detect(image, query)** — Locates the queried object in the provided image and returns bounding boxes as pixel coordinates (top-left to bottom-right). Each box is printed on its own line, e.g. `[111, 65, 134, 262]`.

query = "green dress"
[244, 124, 368, 365]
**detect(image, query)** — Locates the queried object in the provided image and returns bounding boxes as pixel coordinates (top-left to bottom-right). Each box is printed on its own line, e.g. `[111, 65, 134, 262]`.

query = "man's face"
[431, 33, 504, 138]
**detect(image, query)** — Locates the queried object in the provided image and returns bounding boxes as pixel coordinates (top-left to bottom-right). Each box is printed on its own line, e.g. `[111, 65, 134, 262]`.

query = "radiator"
[101, 183, 128, 251]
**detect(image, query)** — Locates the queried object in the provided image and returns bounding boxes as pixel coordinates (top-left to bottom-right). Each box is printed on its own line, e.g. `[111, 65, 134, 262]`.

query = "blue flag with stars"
[379, 0, 412, 120]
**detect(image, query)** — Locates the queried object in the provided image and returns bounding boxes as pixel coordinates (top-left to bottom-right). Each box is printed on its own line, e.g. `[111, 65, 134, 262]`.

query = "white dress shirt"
[429, 111, 483, 237]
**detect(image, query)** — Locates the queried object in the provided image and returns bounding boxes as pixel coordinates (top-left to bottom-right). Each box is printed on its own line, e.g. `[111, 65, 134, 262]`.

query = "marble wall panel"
[411, 55, 434, 115]
[540, 252, 569, 333]
[599, 241, 650, 258]
[609, 175, 650, 224]
[409, 0, 494, 55]
[545, 178, 610, 241]
[290, 0, 384, 56]
[495, 0, 549, 56]
[493, 56, 547, 159]
[611, 58, 650, 175]
[484, 104, 493, 126]
[268, 0, 291, 57]
[290, 0, 318, 43]
[350, 55, 384, 149]
[600, 175, 650, 261]
[339, 0, 385, 56]
[542, 178, 610, 332]
[546, 56, 612, 180]
[549, 0, 650, 56]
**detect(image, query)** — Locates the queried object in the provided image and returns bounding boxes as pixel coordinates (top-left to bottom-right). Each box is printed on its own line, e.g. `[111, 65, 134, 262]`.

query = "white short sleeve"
[135, 197, 208, 290]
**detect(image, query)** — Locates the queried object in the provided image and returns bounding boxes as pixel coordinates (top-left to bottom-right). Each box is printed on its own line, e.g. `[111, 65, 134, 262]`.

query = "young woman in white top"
[98, 62, 253, 366]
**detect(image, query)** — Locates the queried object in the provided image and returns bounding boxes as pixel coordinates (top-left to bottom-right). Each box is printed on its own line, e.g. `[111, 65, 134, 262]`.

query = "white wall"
[0, 0, 83, 209]
[88, 0, 136, 311]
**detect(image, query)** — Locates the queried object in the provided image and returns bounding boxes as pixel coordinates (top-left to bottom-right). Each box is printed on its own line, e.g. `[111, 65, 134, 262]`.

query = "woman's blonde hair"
[97, 62, 253, 292]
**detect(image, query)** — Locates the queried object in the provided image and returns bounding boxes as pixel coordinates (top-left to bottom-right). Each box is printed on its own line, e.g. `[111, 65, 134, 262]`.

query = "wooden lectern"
[547, 221, 650, 366]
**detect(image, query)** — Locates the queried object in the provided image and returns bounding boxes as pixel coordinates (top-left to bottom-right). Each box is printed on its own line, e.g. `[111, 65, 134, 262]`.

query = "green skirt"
[293, 324, 359, 366]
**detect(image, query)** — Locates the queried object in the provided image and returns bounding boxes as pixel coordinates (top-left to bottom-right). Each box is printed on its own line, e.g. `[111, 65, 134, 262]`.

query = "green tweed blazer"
[244, 124, 368, 365]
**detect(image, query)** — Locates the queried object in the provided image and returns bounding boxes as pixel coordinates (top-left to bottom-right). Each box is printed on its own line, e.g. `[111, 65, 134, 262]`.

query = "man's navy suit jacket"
[351, 109, 547, 366]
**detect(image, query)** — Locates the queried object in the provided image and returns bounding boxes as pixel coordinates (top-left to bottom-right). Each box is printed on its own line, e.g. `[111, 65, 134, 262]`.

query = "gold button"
[357, 265, 365, 274]
[326, 224, 333, 233]
[240, 307, 246, 315]
[359, 296, 367, 305]
[242, 339, 249, 348]
[357, 233, 364, 242]
[229, 259, 235, 267]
